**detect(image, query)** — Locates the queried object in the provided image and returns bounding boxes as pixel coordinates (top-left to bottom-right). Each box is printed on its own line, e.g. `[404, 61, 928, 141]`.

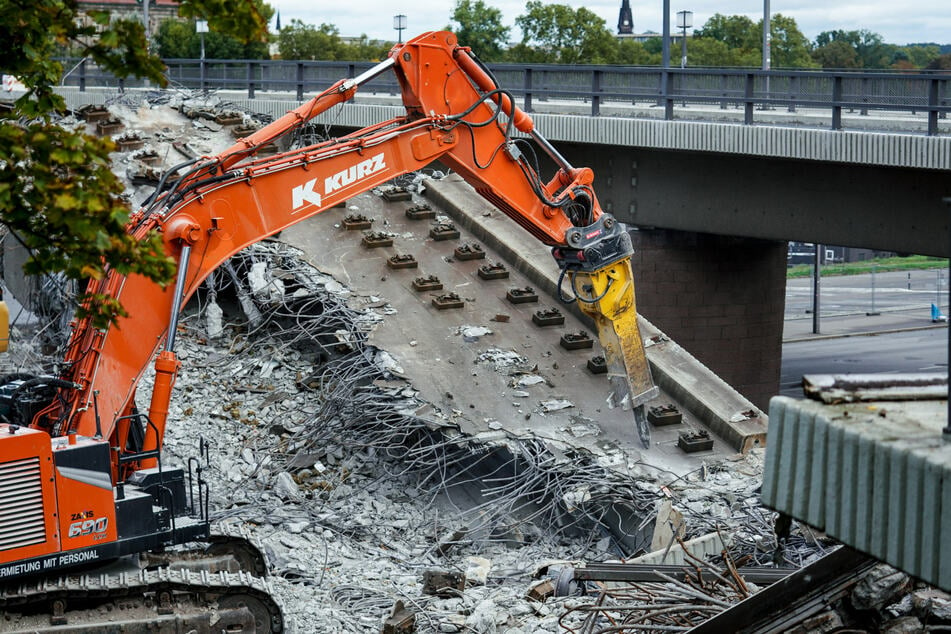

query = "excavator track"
[0, 566, 285, 633]
[145, 524, 273, 577]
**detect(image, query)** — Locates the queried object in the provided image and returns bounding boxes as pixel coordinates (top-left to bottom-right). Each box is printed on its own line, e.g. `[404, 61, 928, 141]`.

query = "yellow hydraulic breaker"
[569, 255, 658, 447]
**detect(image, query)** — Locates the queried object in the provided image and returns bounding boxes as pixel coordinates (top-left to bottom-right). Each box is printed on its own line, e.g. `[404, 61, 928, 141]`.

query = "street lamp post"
[141, 0, 151, 87]
[763, 0, 771, 108]
[196, 19, 207, 61]
[196, 19, 208, 92]
[660, 0, 671, 114]
[661, 0, 671, 69]
[676, 10, 692, 69]
[142, 0, 150, 50]
[393, 14, 407, 44]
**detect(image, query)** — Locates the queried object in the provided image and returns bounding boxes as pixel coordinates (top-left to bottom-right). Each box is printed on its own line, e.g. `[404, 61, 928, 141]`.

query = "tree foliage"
[903, 45, 941, 68]
[176, 0, 268, 44]
[767, 14, 815, 68]
[154, 19, 195, 58]
[812, 40, 860, 68]
[515, 1, 617, 64]
[155, 12, 272, 60]
[0, 0, 268, 327]
[340, 35, 392, 62]
[926, 53, 951, 70]
[694, 14, 759, 51]
[276, 20, 389, 61]
[690, 12, 816, 68]
[614, 39, 658, 65]
[448, 0, 509, 62]
[278, 20, 344, 60]
[810, 29, 941, 69]
[686, 37, 758, 67]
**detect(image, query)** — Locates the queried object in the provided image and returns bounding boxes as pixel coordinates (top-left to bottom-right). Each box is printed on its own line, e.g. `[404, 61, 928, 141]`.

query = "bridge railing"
[59, 58, 951, 136]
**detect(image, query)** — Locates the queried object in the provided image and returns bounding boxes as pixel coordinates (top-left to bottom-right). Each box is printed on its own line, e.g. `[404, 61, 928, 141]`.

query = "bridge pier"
[629, 229, 787, 411]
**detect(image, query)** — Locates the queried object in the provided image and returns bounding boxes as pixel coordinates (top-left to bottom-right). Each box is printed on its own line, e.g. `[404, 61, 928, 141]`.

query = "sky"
[269, 0, 950, 47]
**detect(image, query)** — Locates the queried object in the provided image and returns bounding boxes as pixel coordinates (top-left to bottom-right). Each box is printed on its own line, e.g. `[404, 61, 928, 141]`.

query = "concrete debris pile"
[66, 91, 271, 206]
[556, 553, 762, 632]
[153, 241, 668, 631]
[138, 239, 801, 632]
[655, 456, 830, 568]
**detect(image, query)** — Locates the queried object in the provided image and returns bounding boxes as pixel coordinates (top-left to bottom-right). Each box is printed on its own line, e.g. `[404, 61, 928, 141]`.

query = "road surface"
[780, 328, 947, 398]
[781, 267, 949, 399]
[785, 268, 948, 319]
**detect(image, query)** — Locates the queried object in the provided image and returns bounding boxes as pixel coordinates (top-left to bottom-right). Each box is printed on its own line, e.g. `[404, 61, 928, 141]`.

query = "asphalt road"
[785, 268, 949, 318]
[780, 328, 947, 397]
[781, 268, 949, 398]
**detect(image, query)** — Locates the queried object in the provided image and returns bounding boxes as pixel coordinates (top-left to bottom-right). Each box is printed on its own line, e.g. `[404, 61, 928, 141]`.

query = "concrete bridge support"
[628, 230, 787, 412]
[554, 143, 792, 410]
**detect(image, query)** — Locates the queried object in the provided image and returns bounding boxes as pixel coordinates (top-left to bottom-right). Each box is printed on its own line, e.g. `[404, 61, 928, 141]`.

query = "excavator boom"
[52, 31, 656, 456]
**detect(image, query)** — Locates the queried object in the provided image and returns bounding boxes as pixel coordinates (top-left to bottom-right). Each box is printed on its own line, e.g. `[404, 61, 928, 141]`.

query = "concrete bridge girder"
[569, 144, 951, 258]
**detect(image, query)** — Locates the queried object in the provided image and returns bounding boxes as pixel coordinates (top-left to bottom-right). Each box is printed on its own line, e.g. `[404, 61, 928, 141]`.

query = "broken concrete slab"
[424, 174, 768, 454]
[280, 185, 748, 476]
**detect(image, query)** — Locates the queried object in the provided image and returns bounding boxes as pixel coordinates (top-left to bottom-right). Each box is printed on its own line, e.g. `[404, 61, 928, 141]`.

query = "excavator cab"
[0, 370, 209, 580]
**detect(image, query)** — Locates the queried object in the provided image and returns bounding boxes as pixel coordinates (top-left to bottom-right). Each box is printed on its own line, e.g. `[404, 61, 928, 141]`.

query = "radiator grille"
[0, 457, 47, 552]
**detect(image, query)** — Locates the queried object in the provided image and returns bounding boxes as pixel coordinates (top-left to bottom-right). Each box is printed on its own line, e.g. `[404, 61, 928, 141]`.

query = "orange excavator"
[0, 32, 656, 630]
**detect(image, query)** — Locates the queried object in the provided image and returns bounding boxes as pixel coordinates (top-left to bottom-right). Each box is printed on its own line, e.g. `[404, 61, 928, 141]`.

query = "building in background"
[617, 0, 634, 36]
[787, 242, 896, 266]
[77, 0, 179, 39]
[617, 0, 689, 45]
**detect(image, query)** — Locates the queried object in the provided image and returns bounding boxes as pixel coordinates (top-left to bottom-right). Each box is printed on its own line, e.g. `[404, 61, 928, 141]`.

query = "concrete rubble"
[148, 239, 783, 632]
[4, 88, 951, 632]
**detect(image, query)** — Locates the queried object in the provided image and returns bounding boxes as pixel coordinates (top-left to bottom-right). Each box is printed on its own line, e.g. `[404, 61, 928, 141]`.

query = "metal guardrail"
[59, 58, 951, 136]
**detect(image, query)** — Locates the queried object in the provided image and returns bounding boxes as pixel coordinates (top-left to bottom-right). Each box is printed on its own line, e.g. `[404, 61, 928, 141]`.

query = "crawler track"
[0, 566, 284, 633]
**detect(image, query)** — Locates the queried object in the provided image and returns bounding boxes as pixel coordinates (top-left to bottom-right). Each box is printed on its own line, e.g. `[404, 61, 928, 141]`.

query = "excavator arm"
[50, 31, 656, 469]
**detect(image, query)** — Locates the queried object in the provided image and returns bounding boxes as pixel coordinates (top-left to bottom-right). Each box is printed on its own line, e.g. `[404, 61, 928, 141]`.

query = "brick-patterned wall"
[630, 229, 787, 411]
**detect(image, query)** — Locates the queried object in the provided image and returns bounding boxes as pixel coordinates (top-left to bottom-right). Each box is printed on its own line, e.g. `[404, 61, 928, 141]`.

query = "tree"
[852, 30, 892, 68]
[694, 14, 758, 51]
[692, 14, 761, 67]
[338, 35, 391, 62]
[814, 30, 845, 48]
[154, 19, 195, 58]
[766, 14, 815, 68]
[812, 40, 861, 68]
[514, 1, 618, 64]
[641, 36, 663, 57]
[614, 39, 658, 65]
[926, 53, 951, 70]
[277, 20, 345, 60]
[156, 17, 271, 59]
[813, 29, 894, 69]
[505, 42, 546, 63]
[691, 13, 813, 68]
[0, 0, 268, 327]
[686, 37, 755, 67]
[449, 0, 509, 62]
[901, 45, 940, 69]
